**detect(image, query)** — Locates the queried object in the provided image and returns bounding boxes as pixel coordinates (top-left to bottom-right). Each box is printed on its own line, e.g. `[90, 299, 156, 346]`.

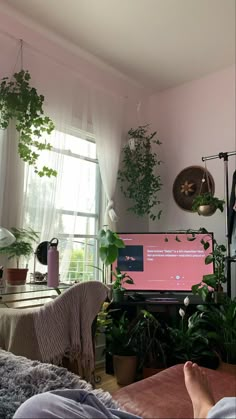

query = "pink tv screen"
[112, 232, 214, 292]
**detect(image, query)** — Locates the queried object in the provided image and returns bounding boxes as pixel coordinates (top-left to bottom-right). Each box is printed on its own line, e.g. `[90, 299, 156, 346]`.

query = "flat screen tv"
[111, 232, 214, 293]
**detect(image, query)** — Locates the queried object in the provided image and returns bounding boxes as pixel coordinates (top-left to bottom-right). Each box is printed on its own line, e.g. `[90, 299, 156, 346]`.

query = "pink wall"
[148, 66, 236, 294]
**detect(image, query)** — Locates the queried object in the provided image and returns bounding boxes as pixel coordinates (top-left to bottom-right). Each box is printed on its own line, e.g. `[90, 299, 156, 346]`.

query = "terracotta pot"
[6, 268, 28, 285]
[197, 204, 216, 216]
[113, 355, 137, 385]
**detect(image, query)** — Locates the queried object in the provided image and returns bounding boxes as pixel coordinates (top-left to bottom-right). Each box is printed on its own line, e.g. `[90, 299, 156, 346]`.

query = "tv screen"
[112, 232, 214, 292]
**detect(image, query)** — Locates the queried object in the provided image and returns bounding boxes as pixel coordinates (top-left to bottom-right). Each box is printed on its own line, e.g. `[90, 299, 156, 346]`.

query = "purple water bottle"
[47, 238, 59, 288]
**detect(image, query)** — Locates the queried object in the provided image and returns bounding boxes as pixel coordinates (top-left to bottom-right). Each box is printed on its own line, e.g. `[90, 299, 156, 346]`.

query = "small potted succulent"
[0, 227, 39, 285]
[192, 192, 225, 216]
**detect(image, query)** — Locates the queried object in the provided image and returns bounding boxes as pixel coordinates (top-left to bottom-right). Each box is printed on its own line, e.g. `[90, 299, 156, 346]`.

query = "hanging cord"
[199, 162, 212, 195]
[20, 39, 23, 70]
[10, 39, 23, 80]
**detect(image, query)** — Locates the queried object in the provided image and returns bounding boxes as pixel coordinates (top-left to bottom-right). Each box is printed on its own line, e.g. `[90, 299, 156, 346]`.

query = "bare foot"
[184, 361, 215, 419]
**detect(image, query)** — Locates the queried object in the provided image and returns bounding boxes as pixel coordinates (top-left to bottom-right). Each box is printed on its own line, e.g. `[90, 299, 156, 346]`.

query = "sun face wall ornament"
[173, 166, 215, 212]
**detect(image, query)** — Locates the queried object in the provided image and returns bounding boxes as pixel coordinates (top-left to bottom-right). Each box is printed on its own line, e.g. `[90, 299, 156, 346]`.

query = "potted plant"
[192, 192, 225, 216]
[191, 298, 236, 365]
[111, 267, 134, 302]
[167, 298, 219, 369]
[129, 309, 168, 378]
[0, 227, 39, 285]
[105, 311, 137, 385]
[192, 236, 227, 303]
[118, 124, 162, 221]
[0, 69, 56, 177]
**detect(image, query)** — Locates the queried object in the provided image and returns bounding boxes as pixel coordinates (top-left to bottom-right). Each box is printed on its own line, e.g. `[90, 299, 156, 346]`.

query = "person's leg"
[184, 361, 215, 419]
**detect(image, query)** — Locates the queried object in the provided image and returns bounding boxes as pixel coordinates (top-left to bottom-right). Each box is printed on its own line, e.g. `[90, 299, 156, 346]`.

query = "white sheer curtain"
[90, 88, 124, 229]
[0, 33, 126, 281]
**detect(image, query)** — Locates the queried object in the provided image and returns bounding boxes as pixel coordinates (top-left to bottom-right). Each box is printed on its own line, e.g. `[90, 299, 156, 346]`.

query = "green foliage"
[97, 228, 125, 283]
[98, 228, 125, 266]
[129, 310, 168, 369]
[0, 70, 56, 177]
[191, 299, 236, 363]
[0, 227, 39, 268]
[168, 304, 217, 366]
[118, 124, 162, 220]
[192, 233, 227, 300]
[112, 267, 134, 291]
[105, 311, 136, 356]
[192, 193, 225, 213]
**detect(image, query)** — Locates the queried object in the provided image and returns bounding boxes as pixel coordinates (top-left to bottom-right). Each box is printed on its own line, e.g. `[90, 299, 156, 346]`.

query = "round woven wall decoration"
[173, 165, 215, 212]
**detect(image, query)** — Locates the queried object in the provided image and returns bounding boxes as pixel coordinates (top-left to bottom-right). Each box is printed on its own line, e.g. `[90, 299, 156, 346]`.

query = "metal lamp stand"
[202, 151, 236, 298]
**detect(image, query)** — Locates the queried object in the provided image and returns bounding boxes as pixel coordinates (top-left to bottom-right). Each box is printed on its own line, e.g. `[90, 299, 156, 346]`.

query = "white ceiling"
[2, 0, 236, 91]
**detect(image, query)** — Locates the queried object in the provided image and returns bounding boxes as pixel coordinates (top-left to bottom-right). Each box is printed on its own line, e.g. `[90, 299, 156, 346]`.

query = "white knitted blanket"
[0, 281, 109, 382]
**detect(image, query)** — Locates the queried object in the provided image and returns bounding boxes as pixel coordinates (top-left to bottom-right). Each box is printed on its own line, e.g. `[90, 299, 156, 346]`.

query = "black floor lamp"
[202, 151, 236, 298]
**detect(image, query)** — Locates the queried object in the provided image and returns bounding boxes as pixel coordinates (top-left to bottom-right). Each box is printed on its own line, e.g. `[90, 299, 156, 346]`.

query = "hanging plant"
[0, 69, 56, 177]
[192, 192, 225, 216]
[118, 124, 162, 220]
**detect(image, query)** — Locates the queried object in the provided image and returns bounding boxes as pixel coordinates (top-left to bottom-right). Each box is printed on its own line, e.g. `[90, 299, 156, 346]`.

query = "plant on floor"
[0, 69, 56, 177]
[191, 298, 236, 364]
[128, 309, 168, 373]
[118, 124, 162, 220]
[167, 297, 218, 368]
[105, 311, 136, 357]
[192, 192, 225, 215]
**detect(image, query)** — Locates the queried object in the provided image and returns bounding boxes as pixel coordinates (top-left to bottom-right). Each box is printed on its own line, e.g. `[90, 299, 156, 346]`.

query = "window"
[23, 128, 101, 282]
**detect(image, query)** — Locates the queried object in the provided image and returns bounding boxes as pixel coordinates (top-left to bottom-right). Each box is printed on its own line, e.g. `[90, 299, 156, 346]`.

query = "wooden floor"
[95, 366, 122, 394]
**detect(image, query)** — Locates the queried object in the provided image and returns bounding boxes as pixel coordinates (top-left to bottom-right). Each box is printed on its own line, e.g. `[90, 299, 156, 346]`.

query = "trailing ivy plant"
[0, 69, 56, 177]
[118, 125, 162, 220]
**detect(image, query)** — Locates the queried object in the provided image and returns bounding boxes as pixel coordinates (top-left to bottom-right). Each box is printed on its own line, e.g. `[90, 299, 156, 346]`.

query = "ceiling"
[2, 0, 236, 91]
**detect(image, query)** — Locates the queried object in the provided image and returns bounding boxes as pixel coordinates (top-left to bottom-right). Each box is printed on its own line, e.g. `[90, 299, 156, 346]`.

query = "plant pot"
[197, 205, 216, 216]
[214, 291, 226, 304]
[6, 268, 28, 285]
[113, 354, 137, 385]
[224, 342, 236, 364]
[113, 289, 125, 303]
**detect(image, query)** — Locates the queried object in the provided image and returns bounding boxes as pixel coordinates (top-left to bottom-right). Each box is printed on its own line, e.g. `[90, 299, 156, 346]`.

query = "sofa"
[113, 364, 236, 419]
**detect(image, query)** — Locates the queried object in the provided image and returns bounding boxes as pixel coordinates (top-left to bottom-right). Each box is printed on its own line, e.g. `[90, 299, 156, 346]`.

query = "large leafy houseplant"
[0, 70, 56, 177]
[191, 298, 236, 364]
[167, 297, 219, 368]
[118, 124, 162, 221]
[105, 311, 137, 385]
[129, 309, 168, 374]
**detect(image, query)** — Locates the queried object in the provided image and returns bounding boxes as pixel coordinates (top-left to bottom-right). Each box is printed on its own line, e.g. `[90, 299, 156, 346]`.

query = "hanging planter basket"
[197, 204, 217, 216]
[0, 41, 56, 177]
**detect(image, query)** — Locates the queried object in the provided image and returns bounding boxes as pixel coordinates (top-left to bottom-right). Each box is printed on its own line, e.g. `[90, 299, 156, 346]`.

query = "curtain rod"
[202, 151, 236, 161]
